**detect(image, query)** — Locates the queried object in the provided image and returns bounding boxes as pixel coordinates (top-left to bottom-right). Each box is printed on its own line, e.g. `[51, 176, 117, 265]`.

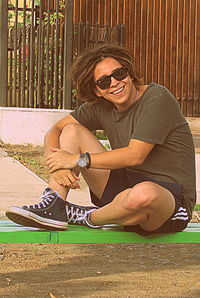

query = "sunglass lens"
[96, 67, 127, 90]
[113, 67, 127, 80]
[97, 77, 111, 90]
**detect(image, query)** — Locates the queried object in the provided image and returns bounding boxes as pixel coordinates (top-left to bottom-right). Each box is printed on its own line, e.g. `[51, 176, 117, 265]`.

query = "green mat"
[0, 221, 199, 243]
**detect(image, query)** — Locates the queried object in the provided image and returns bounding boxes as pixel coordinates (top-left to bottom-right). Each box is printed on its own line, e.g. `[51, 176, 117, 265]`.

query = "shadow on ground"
[0, 243, 200, 297]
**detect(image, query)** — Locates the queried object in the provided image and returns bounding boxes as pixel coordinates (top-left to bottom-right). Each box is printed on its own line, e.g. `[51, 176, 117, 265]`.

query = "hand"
[47, 148, 78, 172]
[52, 169, 80, 189]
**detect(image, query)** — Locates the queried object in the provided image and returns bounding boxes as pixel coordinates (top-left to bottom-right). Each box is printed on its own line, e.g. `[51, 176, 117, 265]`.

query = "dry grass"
[0, 142, 49, 182]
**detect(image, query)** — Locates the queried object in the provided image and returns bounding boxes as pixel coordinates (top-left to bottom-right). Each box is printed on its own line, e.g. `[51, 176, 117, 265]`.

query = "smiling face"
[94, 57, 137, 111]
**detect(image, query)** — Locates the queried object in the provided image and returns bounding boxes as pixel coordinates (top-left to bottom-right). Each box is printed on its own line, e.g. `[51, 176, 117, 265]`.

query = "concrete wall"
[0, 107, 72, 146]
[0, 107, 199, 147]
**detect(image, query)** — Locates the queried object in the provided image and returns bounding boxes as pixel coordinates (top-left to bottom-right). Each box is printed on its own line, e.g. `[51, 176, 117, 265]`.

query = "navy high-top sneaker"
[6, 188, 68, 230]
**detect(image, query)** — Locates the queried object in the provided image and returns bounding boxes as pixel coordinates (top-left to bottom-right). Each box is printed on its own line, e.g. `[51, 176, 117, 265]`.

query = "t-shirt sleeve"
[70, 102, 103, 131]
[132, 88, 179, 145]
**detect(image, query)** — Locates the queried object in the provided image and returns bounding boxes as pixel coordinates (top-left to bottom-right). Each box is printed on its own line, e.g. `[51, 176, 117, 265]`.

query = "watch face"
[78, 158, 87, 168]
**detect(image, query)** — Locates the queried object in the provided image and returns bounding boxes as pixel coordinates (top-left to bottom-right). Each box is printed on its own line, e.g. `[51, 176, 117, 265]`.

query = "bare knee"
[59, 123, 86, 150]
[59, 123, 105, 153]
[60, 123, 83, 139]
[124, 182, 158, 211]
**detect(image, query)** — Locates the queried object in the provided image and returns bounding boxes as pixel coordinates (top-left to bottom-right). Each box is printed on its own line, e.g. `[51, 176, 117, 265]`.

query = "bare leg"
[47, 123, 175, 232]
[48, 123, 110, 201]
[90, 182, 176, 232]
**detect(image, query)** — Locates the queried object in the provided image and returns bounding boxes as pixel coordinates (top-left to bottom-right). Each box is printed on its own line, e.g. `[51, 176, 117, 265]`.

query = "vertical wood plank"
[30, 1, 36, 107]
[193, 0, 200, 115]
[0, 0, 8, 106]
[53, 0, 59, 108]
[63, 0, 74, 109]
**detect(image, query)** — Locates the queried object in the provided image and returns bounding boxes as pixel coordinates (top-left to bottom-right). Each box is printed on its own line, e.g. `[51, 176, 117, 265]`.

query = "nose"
[110, 76, 120, 87]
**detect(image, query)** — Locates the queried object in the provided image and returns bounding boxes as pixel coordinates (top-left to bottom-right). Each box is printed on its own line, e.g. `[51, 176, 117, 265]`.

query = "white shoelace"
[67, 206, 88, 224]
[66, 205, 102, 228]
[24, 191, 55, 209]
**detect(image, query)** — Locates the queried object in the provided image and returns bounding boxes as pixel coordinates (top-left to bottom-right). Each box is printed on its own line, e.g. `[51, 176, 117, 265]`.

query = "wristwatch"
[77, 152, 91, 169]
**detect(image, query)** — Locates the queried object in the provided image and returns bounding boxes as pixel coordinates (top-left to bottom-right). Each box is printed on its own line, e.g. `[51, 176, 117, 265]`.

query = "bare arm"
[90, 139, 155, 169]
[47, 138, 155, 172]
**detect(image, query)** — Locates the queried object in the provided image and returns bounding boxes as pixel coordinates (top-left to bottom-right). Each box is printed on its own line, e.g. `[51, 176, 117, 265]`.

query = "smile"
[111, 86, 125, 95]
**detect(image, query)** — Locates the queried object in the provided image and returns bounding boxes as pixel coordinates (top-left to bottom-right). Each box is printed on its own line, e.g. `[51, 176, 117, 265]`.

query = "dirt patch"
[0, 142, 49, 182]
[0, 243, 200, 298]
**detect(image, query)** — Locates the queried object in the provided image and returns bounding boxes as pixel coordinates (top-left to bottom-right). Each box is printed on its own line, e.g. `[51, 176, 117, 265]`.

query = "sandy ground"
[0, 243, 200, 298]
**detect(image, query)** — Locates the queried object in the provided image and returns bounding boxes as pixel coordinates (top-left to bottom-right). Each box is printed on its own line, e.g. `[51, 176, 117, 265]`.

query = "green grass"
[194, 204, 200, 211]
[94, 130, 108, 140]
[11, 154, 48, 180]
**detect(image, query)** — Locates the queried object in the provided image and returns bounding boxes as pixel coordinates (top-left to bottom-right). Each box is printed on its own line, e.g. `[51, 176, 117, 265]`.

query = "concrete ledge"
[0, 108, 199, 146]
[0, 154, 48, 216]
[0, 107, 72, 146]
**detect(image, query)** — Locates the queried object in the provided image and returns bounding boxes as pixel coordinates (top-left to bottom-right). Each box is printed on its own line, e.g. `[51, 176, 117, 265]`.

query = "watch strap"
[79, 152, 91, 169]
[85, 152, 91, 169]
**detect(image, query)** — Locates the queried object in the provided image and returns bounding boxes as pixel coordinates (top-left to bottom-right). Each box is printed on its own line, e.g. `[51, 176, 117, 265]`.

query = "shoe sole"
[6, 207, 68, 231]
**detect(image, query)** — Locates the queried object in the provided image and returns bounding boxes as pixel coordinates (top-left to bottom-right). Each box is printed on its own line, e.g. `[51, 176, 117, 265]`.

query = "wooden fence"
[0, 0, 200, 116]
[0, 0, 124, 110]
[73, 0, 200, 117]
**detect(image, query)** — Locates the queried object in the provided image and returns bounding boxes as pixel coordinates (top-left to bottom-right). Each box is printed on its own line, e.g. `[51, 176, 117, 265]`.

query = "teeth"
[112, 87, 124, 94]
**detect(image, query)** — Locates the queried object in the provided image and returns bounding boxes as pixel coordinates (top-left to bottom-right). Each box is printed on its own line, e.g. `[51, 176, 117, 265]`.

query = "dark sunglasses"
[95, 66, 128, 90]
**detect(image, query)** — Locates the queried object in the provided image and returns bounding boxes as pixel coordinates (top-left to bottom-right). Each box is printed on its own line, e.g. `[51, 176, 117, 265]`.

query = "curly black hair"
[69, 44, 144, 104]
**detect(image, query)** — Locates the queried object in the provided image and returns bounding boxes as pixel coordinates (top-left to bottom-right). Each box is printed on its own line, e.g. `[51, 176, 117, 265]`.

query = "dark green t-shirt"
[71, 82, 196, 217]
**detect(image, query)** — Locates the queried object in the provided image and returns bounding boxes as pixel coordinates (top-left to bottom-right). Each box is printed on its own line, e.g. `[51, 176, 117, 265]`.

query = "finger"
[58, 180, 74, 188]
[53, 170, 80, 188]
[54, 175, 72, 188]
[72, 172, 80, 181]
[55, 178, 62, 186]
[50, 147, 60, 153]
[49, 165, 60, 173]
[68, 172, 79, 184]
[52, 172, 65, 185]
[63, 173, 80, 189]
[64, 180, 76, 189]
[46, 153, 56, 161]
[49, 162, 61, 170]
[47, 161, 55, 170]
[47, 158, 57, 168]
[69, 180, 80, 189]
[68, 181, 80, 189]
[70, 180, 80, 189]
[59, 180, 69, 187]
[46, 152, 60, 163]
[47, 159, 52, 167]
[49, 161, 63, 171]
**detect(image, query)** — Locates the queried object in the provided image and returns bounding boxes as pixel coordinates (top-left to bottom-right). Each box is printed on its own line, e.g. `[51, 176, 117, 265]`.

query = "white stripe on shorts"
[171, 206, 189, 221]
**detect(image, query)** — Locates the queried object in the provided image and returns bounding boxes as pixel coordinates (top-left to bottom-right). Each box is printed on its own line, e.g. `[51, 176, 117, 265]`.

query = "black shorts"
[90, 168, 190, 236]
